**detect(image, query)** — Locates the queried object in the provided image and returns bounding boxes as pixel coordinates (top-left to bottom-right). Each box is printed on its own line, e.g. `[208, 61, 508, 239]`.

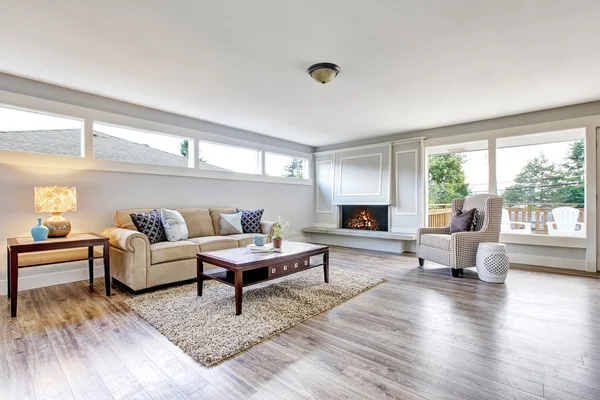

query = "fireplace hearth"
[340, 205, 389, 232]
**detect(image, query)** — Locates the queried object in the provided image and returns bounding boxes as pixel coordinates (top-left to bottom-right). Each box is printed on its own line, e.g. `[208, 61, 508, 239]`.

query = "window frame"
[496, 131, 585, 237]
[424, 124, 591, 250]
[264, 151, 310, 180]
[0, 102, 85, 158]
[0, 93, 312, 186]
[197, 139, 263, 175]
[92, 120, 194, 168]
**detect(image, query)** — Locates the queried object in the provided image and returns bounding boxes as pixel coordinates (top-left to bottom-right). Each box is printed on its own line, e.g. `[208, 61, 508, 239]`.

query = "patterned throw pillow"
[236, 208, 264, 233]
[161, 209, 188, 242]
[219, 213, 243, 235]
[130, 210, 167, 244]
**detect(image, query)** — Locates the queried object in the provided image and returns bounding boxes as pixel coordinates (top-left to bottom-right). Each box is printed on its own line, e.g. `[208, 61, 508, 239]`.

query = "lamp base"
[43, 213, 71, 237]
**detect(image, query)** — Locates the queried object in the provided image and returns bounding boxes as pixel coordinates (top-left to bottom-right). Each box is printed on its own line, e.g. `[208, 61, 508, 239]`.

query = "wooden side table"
[6, 233, 111, 317]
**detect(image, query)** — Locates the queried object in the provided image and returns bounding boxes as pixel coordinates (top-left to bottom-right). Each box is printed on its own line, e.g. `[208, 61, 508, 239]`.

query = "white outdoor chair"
[547, 207, 585, 237]
[501, 209, 531, 234]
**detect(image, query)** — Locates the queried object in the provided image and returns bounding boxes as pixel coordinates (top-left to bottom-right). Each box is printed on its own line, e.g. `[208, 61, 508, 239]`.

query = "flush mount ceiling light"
[307, 62, 341, 84]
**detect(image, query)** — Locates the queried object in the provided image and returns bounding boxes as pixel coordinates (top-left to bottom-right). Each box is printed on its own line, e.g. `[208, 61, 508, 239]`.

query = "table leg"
[88, 246, 94, 286]
[10, 250, 18, 317]
[6, 247, 10, 298]
[197, 259, 204, 296]
[323, 250, 329, 283]
[103, 242, 111, 296]
[234, 270, 242, 315]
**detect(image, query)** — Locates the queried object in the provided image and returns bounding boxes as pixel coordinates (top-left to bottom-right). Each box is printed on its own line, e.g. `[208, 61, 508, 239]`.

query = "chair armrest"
[546, 221, 555, 232]
[261, 220, 276, 238]
[418, 227, 451, 235]
[101, 227, 150, 252]
[417, 226, 450, 245]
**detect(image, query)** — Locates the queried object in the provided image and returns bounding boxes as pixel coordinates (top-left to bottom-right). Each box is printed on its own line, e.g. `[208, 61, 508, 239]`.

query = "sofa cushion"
[227, 233, 256, 247]
[130, 210, 167, 244]
[161, 209, 188, 241]
[420, 234, 451, 251]
[115, 208, 154, 231]
[188, 236, 239, 252]
[236, 209, 264, 233]
[219, 213, 243, 235]
[176, 208, 215, 237]
[150, 240, 199, 264]
[209, 208, 236, 235]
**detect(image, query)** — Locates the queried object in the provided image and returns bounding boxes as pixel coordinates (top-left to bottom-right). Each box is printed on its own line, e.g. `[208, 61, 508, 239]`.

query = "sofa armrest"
[101, 226, 150, 252]
[101, 226, 151, 291]
[261, 220, 276, 238]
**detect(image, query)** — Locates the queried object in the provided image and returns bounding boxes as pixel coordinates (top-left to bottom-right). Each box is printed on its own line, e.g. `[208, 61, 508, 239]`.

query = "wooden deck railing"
[428, 203, 584, 234]
[428, 207, 453, 228]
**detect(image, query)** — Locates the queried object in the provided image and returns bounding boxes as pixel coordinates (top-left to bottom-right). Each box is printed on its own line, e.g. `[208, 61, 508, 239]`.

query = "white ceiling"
[2, 1, 600, 147]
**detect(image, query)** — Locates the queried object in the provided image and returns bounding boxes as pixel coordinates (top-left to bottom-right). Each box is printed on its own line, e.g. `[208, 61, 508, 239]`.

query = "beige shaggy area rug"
[124, 267, 385, 366]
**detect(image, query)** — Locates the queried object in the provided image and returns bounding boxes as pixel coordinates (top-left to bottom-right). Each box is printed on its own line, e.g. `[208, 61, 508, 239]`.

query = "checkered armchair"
[417, 194, 503, 277]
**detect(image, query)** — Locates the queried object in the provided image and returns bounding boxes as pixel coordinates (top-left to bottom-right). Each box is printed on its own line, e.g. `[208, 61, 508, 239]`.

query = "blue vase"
[31, 218, 49, 241]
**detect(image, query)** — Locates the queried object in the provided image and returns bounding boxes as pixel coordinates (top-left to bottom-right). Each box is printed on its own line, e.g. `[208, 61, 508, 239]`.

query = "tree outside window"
[282, 158, 304, 179]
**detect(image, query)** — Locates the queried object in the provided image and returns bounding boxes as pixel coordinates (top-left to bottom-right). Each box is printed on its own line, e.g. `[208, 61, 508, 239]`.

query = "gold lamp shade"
[307, 62, 341, 84]
[34, 186, 77, 237]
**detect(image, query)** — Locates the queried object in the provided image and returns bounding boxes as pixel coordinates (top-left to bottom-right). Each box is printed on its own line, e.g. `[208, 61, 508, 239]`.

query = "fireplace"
[340, 205, 389, 232]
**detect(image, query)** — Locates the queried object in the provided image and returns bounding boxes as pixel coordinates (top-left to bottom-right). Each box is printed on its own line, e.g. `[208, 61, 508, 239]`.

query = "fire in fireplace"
[347, 209, 379, 230]
[340, 205, 389, 232]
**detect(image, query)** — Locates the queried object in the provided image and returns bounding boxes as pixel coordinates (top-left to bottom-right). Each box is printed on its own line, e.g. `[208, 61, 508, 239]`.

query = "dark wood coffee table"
[196, 241, 329, 315]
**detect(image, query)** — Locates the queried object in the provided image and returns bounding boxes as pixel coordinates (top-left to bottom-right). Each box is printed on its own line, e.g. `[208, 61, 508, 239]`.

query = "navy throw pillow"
[236, 208, 264, 233]
[130, 210, 167, 244]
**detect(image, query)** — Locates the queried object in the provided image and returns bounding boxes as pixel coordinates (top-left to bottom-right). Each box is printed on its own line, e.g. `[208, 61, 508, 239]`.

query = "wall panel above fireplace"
[333, 144, 391, 205]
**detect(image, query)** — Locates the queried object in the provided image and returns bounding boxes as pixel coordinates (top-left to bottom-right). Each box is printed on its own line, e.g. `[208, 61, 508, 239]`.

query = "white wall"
[312, 116, 599, 272]
[391, 139, 425, 232]
[506, 244, 586, 271]
[0, 74, 316, 293]
[314, 153, 336, 228]
[0, 73, 313, 154]
[333, 144, 391, 205]
[0, 163, 313, 293]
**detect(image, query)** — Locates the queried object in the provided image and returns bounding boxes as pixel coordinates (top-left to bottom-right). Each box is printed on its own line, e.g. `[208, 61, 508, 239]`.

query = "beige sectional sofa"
[101, 207, 274, 291]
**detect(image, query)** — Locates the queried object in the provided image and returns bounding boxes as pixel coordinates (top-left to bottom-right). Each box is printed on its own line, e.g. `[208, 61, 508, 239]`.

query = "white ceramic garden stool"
[476, 242, 509, 283]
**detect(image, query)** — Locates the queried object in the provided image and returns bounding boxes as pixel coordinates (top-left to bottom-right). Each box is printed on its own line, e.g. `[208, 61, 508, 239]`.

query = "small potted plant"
[271, 216, 292, 251]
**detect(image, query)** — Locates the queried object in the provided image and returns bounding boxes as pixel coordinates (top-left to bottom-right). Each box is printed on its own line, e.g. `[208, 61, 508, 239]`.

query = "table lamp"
[34, 186, 77, 237]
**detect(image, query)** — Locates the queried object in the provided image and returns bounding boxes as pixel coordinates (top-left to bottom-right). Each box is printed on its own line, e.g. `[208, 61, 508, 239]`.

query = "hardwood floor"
[2, 246, 600, 399]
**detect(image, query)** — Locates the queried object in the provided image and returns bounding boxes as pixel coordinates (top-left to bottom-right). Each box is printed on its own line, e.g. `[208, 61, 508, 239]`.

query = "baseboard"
[508, 253, 586, 271]
[0, 263, 105, 295]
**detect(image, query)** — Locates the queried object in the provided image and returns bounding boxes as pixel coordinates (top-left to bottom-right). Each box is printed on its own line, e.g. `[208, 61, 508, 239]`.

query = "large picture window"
[0, 105, 83, 157]
[427, 141, 488, 228]
[265, 153, 309, 179]
[497, 129, 585, 236]
[426, 129, 586, 238]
